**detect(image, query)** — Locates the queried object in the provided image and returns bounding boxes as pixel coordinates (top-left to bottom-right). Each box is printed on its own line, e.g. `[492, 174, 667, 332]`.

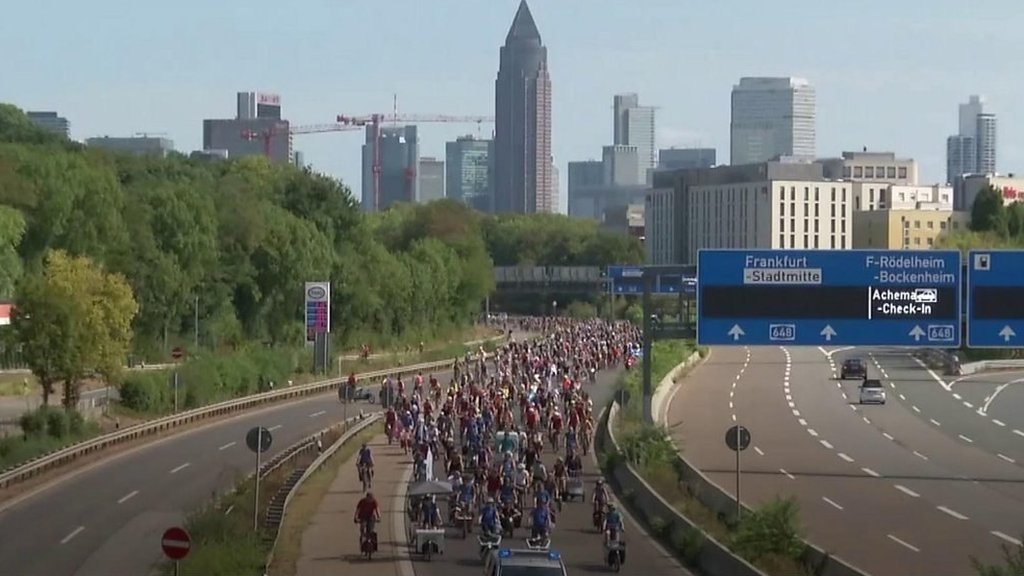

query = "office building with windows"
[730, 77, 815, 165]
[446, 136, 492, 211]
[361, 125, 419, 212]
[418, 157, 445, 203]
[26, 111, 70, 138]
[613, 93, 656, 174]
[86, 136, 175, 157]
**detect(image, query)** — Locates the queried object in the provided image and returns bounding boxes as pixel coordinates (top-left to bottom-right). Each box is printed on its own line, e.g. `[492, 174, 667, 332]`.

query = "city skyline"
[4, 0, 1021, 213]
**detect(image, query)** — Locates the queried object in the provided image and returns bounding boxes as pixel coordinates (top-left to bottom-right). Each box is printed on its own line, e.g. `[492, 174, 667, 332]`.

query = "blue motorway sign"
[696, 249, 962, 347]
[967, 250, 1024, 348]
[606, 266, 697, 295]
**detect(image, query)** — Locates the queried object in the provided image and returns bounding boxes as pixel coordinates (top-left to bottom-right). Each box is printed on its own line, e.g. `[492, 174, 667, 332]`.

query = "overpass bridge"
[493, 265, 698, 295]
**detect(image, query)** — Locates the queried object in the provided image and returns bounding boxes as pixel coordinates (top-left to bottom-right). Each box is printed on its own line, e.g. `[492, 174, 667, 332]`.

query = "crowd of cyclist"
[354, 317, 641, 555]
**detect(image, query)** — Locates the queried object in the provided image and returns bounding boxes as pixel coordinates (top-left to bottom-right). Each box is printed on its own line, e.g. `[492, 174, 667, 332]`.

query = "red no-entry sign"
[161, 526, 191, 560]
[171, 346, 184, 361]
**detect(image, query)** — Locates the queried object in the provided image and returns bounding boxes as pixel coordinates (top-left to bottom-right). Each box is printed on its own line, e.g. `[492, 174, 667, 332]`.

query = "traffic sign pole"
[725, 425, 752, 522]
[735, 427, 741, 522]
[253, 444, 261, 531]
[246, 426, 273, 532]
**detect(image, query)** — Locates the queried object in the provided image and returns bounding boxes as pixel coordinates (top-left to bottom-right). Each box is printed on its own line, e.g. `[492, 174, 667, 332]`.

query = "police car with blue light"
[482, 548, 567, 576]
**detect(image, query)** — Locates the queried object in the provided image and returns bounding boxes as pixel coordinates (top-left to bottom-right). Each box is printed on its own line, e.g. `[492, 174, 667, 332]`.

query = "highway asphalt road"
[411, 369, 690, 576]
[0, 377, 404, 576]
[668, 345, 1024, 576]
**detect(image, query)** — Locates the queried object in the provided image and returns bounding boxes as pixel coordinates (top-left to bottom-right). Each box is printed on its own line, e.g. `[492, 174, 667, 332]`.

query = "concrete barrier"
[599, 402, 767, 576]
[649, 358, 872, 576]
[650, 351, 702, 426]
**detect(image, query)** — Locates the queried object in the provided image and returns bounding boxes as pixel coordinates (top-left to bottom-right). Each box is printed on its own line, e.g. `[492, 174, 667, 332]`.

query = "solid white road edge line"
[862, 467, 881, 477]
[780, 468, 795, 480]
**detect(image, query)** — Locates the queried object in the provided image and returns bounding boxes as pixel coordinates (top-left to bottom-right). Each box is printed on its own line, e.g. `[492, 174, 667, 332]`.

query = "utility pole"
[194, 296, 199, 349]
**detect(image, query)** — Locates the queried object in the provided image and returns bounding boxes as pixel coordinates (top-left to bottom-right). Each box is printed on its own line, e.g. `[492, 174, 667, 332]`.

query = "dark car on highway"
[840, 358, 867, 380]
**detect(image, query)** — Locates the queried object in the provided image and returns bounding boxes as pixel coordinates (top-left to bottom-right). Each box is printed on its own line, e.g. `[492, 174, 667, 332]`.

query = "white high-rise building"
[612, 93, 656, 173]
[947, 95, 998, 208]
[730, 77, 816, 165]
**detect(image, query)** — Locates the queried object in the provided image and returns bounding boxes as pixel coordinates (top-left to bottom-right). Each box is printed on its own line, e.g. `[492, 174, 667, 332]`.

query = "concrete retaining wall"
[649, 359, 871, 576]
[651, 351, 701, 426]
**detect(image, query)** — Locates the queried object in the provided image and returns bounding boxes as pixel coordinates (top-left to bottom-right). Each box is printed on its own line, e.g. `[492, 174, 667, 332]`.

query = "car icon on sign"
[912, 288, 937, 303]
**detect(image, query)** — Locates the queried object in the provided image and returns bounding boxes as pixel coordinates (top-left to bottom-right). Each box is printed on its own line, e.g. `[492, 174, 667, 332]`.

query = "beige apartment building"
[683, 179, 854, 262]
[853, 209, 970, 249]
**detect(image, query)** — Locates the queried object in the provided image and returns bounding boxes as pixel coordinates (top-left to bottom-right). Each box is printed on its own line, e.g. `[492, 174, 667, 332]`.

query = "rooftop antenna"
[392, 93, 398, 124]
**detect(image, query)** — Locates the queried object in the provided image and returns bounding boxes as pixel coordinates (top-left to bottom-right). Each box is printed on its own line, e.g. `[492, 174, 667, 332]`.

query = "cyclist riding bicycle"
[530, 501, 552, 539]
[593, 478, 610, 516]
[354, 491, 380, 537]
[420, 495, 441, 528]
[480, 497, 501, 536]
[604, 503, 624, 546]
[357, 442, 374, 480]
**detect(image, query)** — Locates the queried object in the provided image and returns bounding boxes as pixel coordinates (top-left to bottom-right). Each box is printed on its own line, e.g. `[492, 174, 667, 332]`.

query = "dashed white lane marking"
[798, 418, 808, 426]
[964, 401, 975, 409]
[268, 425, 283, 431]
[913, 451, 929, 461]
[848, 405, 857, 411]
[930, 419, 941, 427]
[992, 531, 1023, 546]
[899, 394, 907, 401]
[820, 440, 834, 449]
[862, 416, 871, 424]
[1013, 429, 1024, 438]
[998, 453, 1016, 464]
[754, 446, 764, 456]
[841, 392, 848, 400]
[838, 452, 854, 462]
[788, 401, 796, 408]
[993, 419, 1006, 427]
[729, 402, 734, 409]
[912, 406, 921, 413]
[895, 485, 920, 498]
[883, 432, 895, 441]
[117, 490, 139, 504]
[730, 390, 734, 398]
[731, 414, 737, 422]
[958, 434, 974, 444]
[953, 393, 962, 400]
[862, 467, 881, 477]
[780, 468, 795, 480]
[309, 410, 326, 418]
[61, 526, 85, 544]
[219, 442, 236, 451]
[808, 429, 819, 437]
[792, 409, 800, 416]
[937, 506, 969, 520]
[785, 393, 792, 401]
[887, 534, 920, 552]
[170, 463, 190, 474]
[822, 496, 844, 510]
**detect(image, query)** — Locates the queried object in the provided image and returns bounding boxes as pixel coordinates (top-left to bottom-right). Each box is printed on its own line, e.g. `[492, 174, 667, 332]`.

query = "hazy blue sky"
[4, 0, 1021, 213]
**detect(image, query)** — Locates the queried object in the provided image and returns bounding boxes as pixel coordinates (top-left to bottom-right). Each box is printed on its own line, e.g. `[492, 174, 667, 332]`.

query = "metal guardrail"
[0, 353, 473, 490]
[263, 413, 382, 570]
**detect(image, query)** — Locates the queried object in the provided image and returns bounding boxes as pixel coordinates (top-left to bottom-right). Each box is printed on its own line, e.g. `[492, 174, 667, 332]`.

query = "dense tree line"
[0, 104, 638, 405]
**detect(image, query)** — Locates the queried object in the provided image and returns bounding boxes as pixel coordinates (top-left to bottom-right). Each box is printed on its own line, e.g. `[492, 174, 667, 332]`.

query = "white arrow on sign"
[820, 325, 837, 342]
[908, 325, 926, 342]
[727, 324, 745, 341]
[999, 325, 1016, 342]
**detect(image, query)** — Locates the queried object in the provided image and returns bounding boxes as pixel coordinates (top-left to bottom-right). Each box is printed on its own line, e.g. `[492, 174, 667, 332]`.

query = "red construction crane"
[336, 113, 493, 211]
[240, 122, 362, 160]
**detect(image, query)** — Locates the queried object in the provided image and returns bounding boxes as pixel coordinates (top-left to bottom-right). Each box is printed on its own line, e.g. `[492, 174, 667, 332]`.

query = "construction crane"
[240, 123, 362, 160]
[336, 112, 494, 211]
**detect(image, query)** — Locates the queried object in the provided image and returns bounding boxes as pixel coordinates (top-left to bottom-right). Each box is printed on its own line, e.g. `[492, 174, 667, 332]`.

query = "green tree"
[14, 250, 138, 407]
[971, 185, 1007, 234]
[0, 205, 26, 298]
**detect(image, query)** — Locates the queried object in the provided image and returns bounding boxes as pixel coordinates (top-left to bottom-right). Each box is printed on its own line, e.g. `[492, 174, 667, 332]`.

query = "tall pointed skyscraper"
[493, 0, 554, 213]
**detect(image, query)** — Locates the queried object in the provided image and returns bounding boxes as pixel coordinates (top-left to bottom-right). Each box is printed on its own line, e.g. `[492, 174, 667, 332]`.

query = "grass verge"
[153, 421, 376, 576]
[265, 423, 381, 576]
[607, 341, 813, 576]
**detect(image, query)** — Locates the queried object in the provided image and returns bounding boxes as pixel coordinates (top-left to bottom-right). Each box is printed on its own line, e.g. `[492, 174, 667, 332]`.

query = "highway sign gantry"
[967, 250, 1024, 348]
[161, 526, 191, 560]
[607, 265, 696, 295]
[696, 249, 962, 347]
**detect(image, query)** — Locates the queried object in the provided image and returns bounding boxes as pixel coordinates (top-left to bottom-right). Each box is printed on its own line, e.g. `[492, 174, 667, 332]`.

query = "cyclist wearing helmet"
[603, 503, 624, 546]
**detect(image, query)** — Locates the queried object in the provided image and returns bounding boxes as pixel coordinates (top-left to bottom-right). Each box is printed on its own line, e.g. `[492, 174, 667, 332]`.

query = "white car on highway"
[859, 379, 886, 404]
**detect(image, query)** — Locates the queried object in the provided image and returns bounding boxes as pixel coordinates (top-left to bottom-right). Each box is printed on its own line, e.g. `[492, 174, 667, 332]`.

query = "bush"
[119, 346, 305, 414]
[1, 406, 100, 468]
[732, 496, 805, 564]
[972, 538, 1024, 575]
[18, 408, 47, 436]
[619, 425, 676, 467]
[45, 409, 69, 439]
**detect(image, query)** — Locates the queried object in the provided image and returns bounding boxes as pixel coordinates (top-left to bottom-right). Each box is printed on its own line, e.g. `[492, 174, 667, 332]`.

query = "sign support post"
[170, 346, 184, 413]
[245, 427, 273, 532]
[726, 425, 751, 523]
